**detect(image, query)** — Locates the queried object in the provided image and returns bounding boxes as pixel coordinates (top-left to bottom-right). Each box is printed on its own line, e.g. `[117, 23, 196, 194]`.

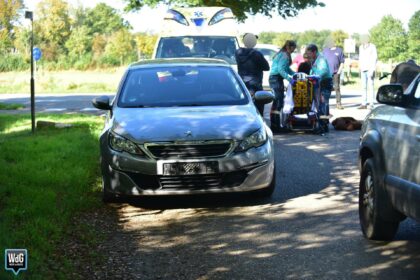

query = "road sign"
[33, 47, 42, 61]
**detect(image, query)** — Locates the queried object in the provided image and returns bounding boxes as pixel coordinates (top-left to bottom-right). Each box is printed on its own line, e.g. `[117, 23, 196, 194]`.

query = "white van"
[153, 7, 240, 66]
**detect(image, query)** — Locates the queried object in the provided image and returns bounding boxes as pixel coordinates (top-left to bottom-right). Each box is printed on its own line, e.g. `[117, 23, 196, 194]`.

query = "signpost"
[25, 10, 35, 133]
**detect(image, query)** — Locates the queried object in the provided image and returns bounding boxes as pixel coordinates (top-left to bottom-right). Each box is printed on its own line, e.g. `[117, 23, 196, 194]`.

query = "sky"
[24, 0, 420, 35]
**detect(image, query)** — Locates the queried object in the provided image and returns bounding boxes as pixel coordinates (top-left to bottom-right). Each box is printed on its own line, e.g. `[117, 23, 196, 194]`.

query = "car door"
[386, 76, 420, 184]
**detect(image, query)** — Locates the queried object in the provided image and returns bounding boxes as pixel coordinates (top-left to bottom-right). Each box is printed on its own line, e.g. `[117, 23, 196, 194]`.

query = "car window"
[118, 66, 248, 107]
[255, 48, 277, 58]
[156, 36, 238, 64]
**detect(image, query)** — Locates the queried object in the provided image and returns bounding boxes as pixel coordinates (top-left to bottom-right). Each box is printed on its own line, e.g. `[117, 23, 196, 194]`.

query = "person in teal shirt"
[269, 40, 296, 131]
[305, 44, 333, 133]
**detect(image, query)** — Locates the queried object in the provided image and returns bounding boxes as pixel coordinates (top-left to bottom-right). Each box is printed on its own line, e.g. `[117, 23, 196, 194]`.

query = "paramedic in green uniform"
[305, 44, 333, 133]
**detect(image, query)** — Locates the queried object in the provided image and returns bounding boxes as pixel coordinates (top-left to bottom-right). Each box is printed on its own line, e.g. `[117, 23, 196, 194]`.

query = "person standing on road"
[269, 40, 297, 131]
[305, 44, 333, 133]
[235, 33, 270, 115]
[358, 35, 377, 110]
[322, 37, 345, 110]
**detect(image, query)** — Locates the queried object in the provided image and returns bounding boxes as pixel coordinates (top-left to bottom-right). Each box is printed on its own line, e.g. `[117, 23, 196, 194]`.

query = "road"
[0, 89, 365, 116]
[88, 129, 420, 280]
[2, 91, 419, 279]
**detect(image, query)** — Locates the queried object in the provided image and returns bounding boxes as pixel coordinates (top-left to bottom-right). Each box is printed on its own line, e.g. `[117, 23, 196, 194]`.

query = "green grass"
[0, 102, 25, 110]
[0, 114, 104, 279]
[0, 68, 125, 94]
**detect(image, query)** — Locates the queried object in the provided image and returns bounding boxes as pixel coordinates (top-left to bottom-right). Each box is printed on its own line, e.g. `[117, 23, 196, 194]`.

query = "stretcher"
[286, 74, 322, 132]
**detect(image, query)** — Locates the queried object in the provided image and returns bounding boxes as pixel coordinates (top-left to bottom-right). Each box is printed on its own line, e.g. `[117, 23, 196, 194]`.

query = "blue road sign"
[33, 47, 42, 61]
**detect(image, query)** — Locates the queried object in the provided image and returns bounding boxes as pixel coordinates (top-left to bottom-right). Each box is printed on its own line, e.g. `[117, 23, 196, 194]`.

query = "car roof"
[129, 58, 230, 69]
[255, 44, 280, 50]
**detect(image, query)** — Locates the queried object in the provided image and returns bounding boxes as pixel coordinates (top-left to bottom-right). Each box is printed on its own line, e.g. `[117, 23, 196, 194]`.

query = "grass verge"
[0, 68, 124, 94]
[0, 103, 25, 110]
[0, 113, 104, 279]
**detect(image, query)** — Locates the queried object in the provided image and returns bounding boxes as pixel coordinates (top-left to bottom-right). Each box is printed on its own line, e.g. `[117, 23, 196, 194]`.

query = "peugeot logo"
[184, 131, 192, 137]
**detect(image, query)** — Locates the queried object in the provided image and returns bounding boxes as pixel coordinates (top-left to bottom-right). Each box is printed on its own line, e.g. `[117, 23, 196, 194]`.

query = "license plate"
[163, 162, 218, 175]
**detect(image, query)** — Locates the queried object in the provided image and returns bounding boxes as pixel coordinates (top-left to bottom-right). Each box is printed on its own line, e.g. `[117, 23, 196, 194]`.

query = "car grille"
[145, 141, 232, 159]
[126, 171, 247, 191]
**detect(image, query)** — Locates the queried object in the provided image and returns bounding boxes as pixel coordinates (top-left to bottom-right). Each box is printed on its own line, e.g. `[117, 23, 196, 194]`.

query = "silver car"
[358, 73, 420, 240]
[92, 58, 276, 202]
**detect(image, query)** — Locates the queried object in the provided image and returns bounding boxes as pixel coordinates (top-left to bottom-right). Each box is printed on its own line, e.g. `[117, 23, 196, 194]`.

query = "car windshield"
[118, 66, 248, 107]
[156, 36, 238, 64]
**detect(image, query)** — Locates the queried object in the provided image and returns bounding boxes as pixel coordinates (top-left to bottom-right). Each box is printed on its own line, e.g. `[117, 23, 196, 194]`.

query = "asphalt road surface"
[90, 129, 420, 280]
[2, 91, 419, 279]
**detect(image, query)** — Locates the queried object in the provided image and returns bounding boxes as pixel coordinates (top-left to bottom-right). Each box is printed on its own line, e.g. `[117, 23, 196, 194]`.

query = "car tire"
[358, 158, 400, 240]
[255, 165, 276, 198]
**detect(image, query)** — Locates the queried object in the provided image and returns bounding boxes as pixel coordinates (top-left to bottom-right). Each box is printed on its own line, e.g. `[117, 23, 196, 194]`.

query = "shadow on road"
[84, 130, 420, 279]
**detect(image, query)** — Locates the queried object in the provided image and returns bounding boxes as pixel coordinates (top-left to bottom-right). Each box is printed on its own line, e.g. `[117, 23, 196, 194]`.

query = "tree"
[370, 15, 407, 62]
[258, 32, 277, 45]
[331, 30, 348, 49]
[35, 0, 71, 60]
[105, 29, 136, 65]
[84, 3, 130, 36]
[134, 33, 158, 59]
[272, 32, 295, 47]
[123, 0, 325, 22]
[297, 30, 330, 48]
[65, 26, 92, 57]
[0, 0, 24, 53]
[407, 10, 420, 62]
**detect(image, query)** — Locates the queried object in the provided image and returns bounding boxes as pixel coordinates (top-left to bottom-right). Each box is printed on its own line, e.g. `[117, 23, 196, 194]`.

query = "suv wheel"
[359, 159, 400, 240]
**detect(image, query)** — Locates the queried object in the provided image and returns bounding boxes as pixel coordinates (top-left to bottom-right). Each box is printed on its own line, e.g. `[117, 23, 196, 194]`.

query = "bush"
[98, 54, 119, 67]
[73, 53, 93, 70]
[0, 53, 28, 72]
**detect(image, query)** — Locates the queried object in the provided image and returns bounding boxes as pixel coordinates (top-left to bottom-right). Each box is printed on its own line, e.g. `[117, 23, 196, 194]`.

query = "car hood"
[111, 105, 263, 142]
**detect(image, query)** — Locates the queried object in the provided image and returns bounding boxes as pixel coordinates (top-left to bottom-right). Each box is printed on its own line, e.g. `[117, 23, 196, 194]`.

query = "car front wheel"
[359, 159, 400, 240]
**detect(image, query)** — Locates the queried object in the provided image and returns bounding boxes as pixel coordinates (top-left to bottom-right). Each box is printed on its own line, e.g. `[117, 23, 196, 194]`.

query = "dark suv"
[358, 74, 420, 240]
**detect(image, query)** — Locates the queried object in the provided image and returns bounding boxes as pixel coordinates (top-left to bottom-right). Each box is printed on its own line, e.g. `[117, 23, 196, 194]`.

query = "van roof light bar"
[208, 8, 234, 26]
[164, 9, 189, 26]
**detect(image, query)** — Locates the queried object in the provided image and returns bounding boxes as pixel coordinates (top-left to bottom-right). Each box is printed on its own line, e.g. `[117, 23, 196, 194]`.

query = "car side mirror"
[92, 96, 111, 110]
[254, 90, 274, 104]
[376, 84, 404, 106]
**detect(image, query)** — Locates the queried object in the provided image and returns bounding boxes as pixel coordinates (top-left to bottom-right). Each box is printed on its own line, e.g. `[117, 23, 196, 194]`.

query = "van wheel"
[359, 159, 400, 240]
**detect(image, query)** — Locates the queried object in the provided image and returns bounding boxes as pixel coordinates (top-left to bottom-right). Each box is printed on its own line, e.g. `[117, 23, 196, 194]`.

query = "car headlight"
[235, 128, 267, 152]
[108, 131, 144, 155]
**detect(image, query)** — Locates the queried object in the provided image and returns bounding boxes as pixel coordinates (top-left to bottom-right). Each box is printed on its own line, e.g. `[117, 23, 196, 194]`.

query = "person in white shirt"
[358, 35, 377, 109]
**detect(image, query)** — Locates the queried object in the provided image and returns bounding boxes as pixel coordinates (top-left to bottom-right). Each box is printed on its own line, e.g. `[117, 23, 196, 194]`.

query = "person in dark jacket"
[235, 33, 270, 115]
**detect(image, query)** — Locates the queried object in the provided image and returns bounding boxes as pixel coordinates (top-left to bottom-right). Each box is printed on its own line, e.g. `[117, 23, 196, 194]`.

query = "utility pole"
[25, 11, 35, 133]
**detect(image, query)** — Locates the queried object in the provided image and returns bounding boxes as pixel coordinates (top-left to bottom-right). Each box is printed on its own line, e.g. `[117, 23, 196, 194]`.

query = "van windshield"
[156, 36, 238, 65]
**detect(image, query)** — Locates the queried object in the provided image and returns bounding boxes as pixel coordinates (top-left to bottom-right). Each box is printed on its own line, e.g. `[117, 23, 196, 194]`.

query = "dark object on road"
[358, 74, 420, 240]
[332, 117, 362, 131]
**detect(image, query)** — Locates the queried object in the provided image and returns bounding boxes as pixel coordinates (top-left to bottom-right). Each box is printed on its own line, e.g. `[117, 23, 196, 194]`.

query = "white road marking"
[43, 108, 66, 112]
[80, 107, 99, 111]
